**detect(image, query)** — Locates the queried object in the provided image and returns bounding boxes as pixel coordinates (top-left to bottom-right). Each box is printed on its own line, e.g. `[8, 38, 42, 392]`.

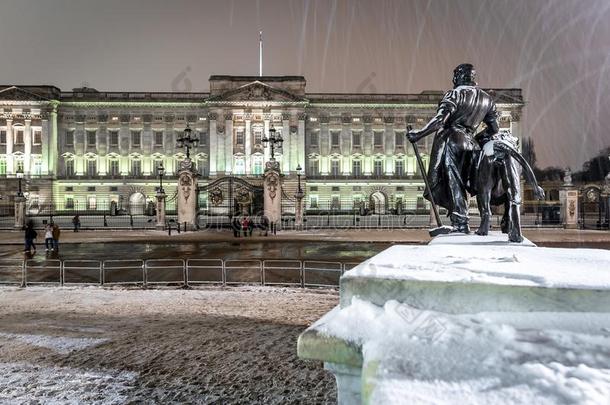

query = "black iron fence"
[0, 258, 359, 288]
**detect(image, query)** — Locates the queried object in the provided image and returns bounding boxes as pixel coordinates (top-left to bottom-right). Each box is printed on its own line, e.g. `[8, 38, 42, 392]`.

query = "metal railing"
[0, 258, 361, 288]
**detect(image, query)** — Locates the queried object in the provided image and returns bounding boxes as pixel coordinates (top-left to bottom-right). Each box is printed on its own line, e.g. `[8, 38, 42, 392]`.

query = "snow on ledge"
[344, 244, 610, 290]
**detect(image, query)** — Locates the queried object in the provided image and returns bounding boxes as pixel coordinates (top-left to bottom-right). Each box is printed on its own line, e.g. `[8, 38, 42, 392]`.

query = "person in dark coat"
[24, 221, 37, 254]
[247, 216, 254, 237]
[72, 215, 81, 232]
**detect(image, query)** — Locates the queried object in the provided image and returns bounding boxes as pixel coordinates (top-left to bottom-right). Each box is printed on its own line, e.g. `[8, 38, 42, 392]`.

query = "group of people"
[23, 221, 61, 254]
[232, 215, 275, 237]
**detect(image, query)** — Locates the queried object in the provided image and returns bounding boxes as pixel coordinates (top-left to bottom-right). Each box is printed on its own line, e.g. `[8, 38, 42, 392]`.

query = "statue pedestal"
[263, 160, 282, 230]
[177, 159, 198, 231]
[155, 191, 166, 230]
[294, 190, 304, 230]
[298, 233, 610, 404]
[560, 186, 579, 229]
[14, 195, 26, 229]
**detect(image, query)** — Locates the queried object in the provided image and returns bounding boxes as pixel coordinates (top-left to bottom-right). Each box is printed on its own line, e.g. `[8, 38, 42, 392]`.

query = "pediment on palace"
[0, 86, 51, 102]
[208, 81, 307, 103]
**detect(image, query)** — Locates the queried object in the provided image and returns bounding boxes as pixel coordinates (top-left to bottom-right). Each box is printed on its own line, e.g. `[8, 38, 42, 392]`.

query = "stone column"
[560, 187, 579, 229]
[224, 113, 233, 175]
[177, 158, 199, 231]
[245, 116, 252, 173]
[297, 114, 306, 171]
[14, 195, 26, 229]
[282, 113, 291, 173]
[6, 119, 13, 174]
[263, 117, 271, 163]
[155, 190, 166, 230]
[208, 113, 218, 176]
[264, 160, 282, 230]
[24, 119, 32, 174]
[49, 102, 59, 175]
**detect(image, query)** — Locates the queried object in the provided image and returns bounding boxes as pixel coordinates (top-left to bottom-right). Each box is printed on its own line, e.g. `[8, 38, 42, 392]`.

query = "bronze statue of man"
[407, 64, 498, 233]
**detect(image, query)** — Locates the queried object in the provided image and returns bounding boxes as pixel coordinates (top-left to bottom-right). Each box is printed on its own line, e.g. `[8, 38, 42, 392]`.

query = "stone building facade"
[0, 76, 524, 217]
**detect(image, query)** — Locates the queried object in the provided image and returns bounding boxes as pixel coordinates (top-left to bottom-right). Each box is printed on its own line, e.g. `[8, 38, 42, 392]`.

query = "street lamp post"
[176, 124, 199, 160]
[14, 167, 26, 229]
[262, 124, 283, 161]
[155, 162, 166, 230]
[294, 164, 305, 230]
[175, 124, 199, 232]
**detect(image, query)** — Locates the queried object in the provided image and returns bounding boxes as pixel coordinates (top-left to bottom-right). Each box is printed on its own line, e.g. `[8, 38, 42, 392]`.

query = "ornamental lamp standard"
[262, 124, 283, 160]
[16, 166, 24, 197]
[157, 162, 165, 194]
[176, 124, 199, 159]
[295, 164, 304, 197]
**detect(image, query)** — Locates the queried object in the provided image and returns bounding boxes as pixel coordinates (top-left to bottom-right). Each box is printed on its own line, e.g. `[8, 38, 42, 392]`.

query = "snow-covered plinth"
[429, 231, 536, 247]
[298, 236, 610, 404]
[341, 242, 610, 313]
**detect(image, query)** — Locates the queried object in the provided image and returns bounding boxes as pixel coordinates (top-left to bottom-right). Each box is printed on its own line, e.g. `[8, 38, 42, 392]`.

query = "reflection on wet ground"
[2, 240, 608, 264]
[0, 241, 395, 263]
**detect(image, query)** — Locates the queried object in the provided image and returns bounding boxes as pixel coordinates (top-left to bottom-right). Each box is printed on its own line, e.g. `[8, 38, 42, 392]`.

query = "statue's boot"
[451, 213, 470, 234]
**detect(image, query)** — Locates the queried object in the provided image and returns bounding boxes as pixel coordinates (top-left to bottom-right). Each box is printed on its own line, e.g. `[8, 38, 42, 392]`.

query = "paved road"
[0, 240, 393, 264]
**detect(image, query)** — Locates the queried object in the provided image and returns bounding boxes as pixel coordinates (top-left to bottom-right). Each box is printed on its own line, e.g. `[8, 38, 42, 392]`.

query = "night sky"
[1, 0, 609, 169]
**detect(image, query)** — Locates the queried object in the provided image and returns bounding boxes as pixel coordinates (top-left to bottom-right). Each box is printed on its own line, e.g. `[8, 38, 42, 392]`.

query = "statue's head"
[453, 63, 477, 87]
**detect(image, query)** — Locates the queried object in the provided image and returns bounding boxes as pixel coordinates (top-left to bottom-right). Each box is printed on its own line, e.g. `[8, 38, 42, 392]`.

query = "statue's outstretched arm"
[407, 106, 452, 143]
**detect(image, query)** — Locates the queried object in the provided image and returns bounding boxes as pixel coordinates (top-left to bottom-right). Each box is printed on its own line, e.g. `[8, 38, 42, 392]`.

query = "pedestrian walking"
[72, 214, 80, 232]
[261, 216, 269, 237]
[44, 223, 54, 251]
[52, 223, 61, 251]
[24, 221, 37, 254]
[232, 217, 240, 238]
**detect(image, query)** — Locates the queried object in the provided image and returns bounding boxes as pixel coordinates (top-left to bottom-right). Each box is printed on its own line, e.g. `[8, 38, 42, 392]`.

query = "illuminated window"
[233, 158, 245, 175]
[16, 160, 24, 173]
[87, 159, 97, 176]
[0, 159, 6, 175]
[131, 159, 141, 176]
[253, 157, 263, 175]
[87, 196, 97, 210]
[352, 160, 362, 176]
[33, 160, 42, 175]
[309, 195, 319, 209]
[65, 159, 74, 177]
[109, 160, 120, 176]
[65, 195, 74, 209]
[374, 160, 383, 176]
[308, 160, 319, 176]
[395, 160, 404, 176]
[331, 160, 340, 176]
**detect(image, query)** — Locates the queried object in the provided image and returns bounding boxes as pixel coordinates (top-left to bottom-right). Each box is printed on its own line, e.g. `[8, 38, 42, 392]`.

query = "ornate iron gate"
[199, 177, 264, 229]
[579, 186, 607, 229]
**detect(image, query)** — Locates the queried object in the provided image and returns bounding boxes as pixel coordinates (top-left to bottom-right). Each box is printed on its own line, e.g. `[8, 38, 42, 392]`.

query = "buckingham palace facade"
[0, 76, 523, 221]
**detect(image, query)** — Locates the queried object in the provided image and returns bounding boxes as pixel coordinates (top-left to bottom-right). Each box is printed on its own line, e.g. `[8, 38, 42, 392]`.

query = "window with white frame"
[373, 131, 383, 147]
[14, 129, 24, 145]
[310, 131, 319, 147]
[109, 131, 119, 147]
[33, 130, 42, 145]
[309, 195, 319, 209]
[65, 159, 74, 177]
[395, 160, 404, 176]
[235, 129, 245, 145]
[234, 157, 245, 175]
[65, 130, 74, 146]
[331, 131, 340, 147]
[87, 159, 97, 176]
[374, 160, 383, 176]
[109, 159, 120, 176]
[352, 131, 361, 147]
[308, 159, 319, 176]
[352, 160, 362, 176]
[395, 131, 404, 148]
[131, 131, 141, 147]
[154, 131, 164, 147]
[131, 159, 141, 176]
[331, 160, 340, 176]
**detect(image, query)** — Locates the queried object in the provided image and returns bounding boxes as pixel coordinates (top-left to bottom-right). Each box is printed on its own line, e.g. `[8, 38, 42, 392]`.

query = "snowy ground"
[0, 286, 338, 404]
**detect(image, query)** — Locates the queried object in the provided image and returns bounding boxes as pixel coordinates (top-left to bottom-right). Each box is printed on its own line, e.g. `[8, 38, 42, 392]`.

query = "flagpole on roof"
[259, 30, 263, 76]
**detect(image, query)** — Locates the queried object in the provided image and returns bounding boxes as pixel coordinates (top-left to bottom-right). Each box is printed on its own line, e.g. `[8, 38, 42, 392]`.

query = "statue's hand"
[406, 130, 421, 143]
[534, 186, 545, 200]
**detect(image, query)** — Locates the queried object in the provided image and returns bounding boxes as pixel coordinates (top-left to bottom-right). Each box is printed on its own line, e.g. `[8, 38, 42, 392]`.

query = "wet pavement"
[0, 241, 394, 264]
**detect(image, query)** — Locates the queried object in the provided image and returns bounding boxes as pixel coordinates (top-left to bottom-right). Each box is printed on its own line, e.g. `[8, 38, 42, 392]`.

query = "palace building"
[0, 76, 523, 222]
